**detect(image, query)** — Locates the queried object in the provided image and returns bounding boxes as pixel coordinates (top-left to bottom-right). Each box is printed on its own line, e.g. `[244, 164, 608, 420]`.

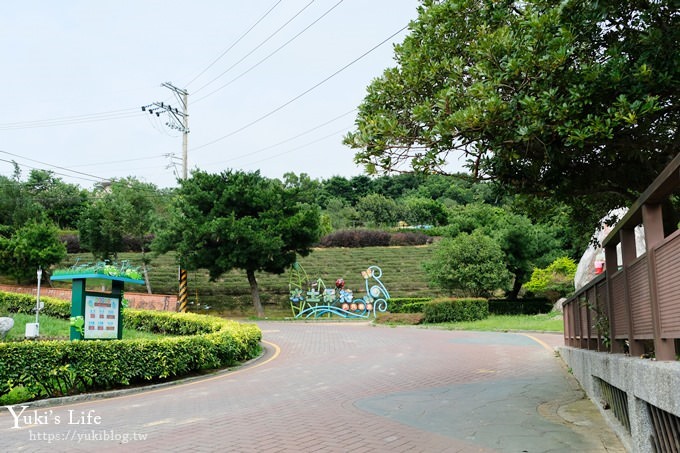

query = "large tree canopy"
[345, 0, 679, 220]
[154, 170, 321, 317]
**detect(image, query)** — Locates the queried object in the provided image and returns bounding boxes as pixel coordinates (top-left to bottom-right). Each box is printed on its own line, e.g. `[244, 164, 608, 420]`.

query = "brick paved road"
[0, 322, 624, 452]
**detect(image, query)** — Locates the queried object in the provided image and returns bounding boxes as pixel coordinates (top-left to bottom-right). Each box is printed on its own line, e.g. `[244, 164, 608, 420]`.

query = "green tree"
[355, 193, 401, 227]
[25, 169, 88, 230]
[78, 195, 123, 261]
[323, 197, 360, 230]
[446, 204, 561, 298]
[78, 178, 162, 291]
[0, 221, 67, 284]
[0, 165, 42, 229]
[345, 0, 679, 228]
[423, 231, 512, 297]
[109, 178, 161, 292]
[282, 172, 322, 205]
[153, 170, 321, 317]
[399, 195, 448, 227]
[523, 257, 577, 302]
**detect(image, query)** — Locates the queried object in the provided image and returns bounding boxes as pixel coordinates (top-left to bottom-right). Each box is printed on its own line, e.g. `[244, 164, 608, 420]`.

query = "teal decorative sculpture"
[289, 263, 389, 319]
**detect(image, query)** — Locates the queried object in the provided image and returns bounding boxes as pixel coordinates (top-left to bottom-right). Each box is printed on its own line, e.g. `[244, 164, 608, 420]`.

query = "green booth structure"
[51, 272, 145, 341]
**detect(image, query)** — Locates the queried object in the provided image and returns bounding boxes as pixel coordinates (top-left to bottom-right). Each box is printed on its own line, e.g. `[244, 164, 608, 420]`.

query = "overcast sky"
[1, 0, 424, 190]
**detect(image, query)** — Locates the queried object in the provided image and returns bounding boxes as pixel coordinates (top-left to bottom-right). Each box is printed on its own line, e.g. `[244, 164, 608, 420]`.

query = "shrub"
[0, 291, 261, 401]
[423, 297, 489, 323]
[488, 298, 553, 315]
[389, 297, 432, 313]
[523, 257, 577, 302]
[389, 232, 432, 246]
[423, 232, 512, 297]
[318, 229, 433, 248]
[0, 292, 71, 319]
[318, 229, 391, 247]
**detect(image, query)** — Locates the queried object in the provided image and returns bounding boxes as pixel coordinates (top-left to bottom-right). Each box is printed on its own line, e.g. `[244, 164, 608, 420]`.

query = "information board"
[84, 295, 119, 339]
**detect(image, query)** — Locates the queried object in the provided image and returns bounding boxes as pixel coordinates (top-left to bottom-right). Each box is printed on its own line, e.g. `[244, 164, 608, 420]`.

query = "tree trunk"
[140, 248, 152, 294]
[247, 269, 265, 318]
[508, 273, 524, 300]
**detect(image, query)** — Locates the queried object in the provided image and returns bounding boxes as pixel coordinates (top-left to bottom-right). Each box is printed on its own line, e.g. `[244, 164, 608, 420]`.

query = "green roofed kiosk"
[51, 272, 145, 341]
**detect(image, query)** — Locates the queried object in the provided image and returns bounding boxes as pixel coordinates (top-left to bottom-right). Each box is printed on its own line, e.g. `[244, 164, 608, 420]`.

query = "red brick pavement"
[0, 322, 620, 452]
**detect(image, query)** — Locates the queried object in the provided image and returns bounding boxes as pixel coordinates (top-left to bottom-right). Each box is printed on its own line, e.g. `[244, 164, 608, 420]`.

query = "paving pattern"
[0, 322, 625, 452]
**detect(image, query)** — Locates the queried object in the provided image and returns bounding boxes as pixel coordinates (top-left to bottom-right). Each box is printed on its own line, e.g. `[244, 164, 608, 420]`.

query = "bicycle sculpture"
[289, 263, 390, 319]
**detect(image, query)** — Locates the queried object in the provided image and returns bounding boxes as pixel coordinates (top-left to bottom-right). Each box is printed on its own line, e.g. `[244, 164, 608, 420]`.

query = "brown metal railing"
[563, 153, 680, 361]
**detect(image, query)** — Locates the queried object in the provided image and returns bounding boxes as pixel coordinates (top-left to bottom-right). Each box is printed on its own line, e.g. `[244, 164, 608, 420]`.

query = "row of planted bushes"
[423, 298, 489, 323]
[388, 297, 552, 317]
[0, 292, 261, 401]
[488, 298, 553, 315]
[60, 229, 432, 253]
[318, 229, 432, 248]
[386, 297, 488, 323]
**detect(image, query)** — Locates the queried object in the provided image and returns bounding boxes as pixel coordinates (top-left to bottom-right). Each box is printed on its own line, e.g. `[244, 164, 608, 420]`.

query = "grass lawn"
[3, 313, 170, 341]
[428, 312, 564, 333]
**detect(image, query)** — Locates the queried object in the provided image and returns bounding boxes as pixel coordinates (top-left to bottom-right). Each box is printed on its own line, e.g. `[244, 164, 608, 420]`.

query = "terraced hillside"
[57, 245, 442, 315]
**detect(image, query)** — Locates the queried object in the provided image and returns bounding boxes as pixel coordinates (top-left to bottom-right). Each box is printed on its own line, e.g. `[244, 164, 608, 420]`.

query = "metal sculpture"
[289, 263, 389, 319]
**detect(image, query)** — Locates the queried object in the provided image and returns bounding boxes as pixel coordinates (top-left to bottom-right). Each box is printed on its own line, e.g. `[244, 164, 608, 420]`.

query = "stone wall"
[559, 346, 680, 453]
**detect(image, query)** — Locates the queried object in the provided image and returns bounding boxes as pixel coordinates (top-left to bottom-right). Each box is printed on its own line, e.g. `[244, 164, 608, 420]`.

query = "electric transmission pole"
[142, 82, 190, 312]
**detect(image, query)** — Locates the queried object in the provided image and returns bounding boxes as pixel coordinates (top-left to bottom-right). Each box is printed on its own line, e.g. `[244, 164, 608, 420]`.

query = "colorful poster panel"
[84, 295, 119, 339]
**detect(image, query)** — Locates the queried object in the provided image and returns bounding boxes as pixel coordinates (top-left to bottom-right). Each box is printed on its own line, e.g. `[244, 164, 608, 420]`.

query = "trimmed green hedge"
[488, 298, 552, 315]
[423, 297, 489, 323]
[0, 292, 261, 401]
[0, 292, 71, 319]
[388, 297, 432, 313]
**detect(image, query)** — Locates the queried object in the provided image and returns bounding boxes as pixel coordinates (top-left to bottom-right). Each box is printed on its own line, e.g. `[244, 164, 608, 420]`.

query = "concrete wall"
[559, 346, 680, 453]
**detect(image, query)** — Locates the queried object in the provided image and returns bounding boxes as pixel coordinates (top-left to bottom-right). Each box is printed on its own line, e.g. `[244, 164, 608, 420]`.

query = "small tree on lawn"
[523, 257, 577, 302]
[423, 231, 511, 297]
[154, 170, 321, 317]
[0, 221, 67, 284]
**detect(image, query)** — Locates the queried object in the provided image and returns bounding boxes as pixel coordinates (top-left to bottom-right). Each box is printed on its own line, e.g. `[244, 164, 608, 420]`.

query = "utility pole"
[142, 82, 190, 312]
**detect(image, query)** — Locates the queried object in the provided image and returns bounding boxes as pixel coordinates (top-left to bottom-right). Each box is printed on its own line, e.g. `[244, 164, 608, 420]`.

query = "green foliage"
[0, 292, 71, 318]
[488, 298, 553, 315]
[355, 193, 401, 227]
[153, 170, 321, 317]
[445, 203, 562, 298]
[25, 169, 88, 230]
[322, 197, 360, 230]
[345, 0, 679, 227]
[53, 260, 143, 281]
[0, 298, 261, 401]
[0, 221, 67, 284]
[399, 195, 448, 227]
[0, 166, 43, 229]
[523, 257, 577, 302]
[423, 232, 512, 297]
[388, 297, 432, 313]
[79, 177, 163, 263]
[423, 297, 489, 323]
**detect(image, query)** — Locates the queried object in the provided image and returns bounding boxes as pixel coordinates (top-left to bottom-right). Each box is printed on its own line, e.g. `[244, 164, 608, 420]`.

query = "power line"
[0, 150, 110, 182]
[0, 108, 140, 130]
[0, 158, 105, 184]
[184, 0, 283, 88]
[68, 154, 166, 168]
[203, 109, 356, 165]
[192, 0, 316, 96]
[191, 24, 410, 152]
[237, 125, 352, 170]
[193, 0, 344, 104]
